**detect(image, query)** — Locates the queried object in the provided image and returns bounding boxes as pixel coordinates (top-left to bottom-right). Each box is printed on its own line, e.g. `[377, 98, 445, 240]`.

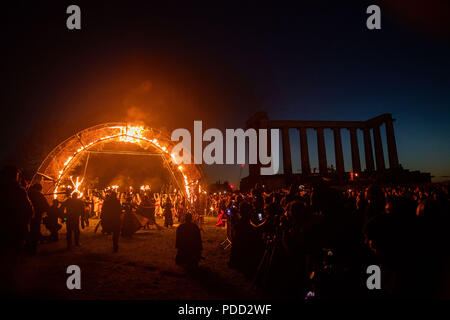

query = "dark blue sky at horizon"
[1, 1, 449, 185]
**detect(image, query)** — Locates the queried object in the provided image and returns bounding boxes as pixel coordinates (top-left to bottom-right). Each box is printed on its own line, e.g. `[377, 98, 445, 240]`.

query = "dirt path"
[13, 217, 260, 300]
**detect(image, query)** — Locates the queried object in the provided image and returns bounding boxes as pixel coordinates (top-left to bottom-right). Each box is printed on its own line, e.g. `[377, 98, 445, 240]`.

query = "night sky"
[2, 1, 449, 186]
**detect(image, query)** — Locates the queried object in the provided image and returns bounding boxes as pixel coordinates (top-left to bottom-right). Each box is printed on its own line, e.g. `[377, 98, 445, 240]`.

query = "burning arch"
[31, 122, 204, 201]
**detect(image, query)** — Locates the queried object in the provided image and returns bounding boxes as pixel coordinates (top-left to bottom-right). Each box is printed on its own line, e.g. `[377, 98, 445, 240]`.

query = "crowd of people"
[1, 163, 449, 299]
[0, 164, 205, 295]
[216, 182, 449, 299]
[98, 189, 190, 251]
[0, 165, 192, 257]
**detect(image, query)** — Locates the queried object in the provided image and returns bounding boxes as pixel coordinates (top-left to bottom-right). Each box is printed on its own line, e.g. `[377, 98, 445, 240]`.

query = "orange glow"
[49, 124, 198, 200]
[70, 176, 84, 197]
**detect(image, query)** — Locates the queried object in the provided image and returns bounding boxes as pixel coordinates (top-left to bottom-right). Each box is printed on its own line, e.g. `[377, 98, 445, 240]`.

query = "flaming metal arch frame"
[30, 122, 204, 201]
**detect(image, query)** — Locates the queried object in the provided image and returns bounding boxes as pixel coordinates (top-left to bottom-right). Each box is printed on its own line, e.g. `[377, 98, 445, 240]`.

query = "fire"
[106, 185, 119, 191]
[53, 124, 194, 200]
[70, 176, 84, 198]
[118, 125, 145, 143]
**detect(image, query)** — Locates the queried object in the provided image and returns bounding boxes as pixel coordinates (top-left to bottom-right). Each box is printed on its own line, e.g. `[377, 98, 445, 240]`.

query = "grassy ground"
[13, 216, 260, 300]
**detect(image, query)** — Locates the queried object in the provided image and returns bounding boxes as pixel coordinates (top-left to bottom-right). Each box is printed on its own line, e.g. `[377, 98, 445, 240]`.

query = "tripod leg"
[251, 241, 272, 288]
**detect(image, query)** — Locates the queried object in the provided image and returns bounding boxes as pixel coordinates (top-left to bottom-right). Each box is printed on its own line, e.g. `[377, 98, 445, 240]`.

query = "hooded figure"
[101, 192, 122, 252]
[175, 213, 202, 270]
[121, 197, 140, 237]
[163, 199, 174, 227]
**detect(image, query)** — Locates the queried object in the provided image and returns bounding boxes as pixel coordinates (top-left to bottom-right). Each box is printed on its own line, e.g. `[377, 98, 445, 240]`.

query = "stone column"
[281, 127, 292, 175]
[316, 127, 327, 174]
[349, 128, 361, 172]
[298, 127, 311, 175]
[332, 128, 345, 173]
[385, 119, 399, 169]
[363, 127, 375, 172]
[373, 125, 385, 171]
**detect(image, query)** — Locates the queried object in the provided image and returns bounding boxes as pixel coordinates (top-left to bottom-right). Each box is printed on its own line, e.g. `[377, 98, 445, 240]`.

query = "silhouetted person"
[101, 192, 122, 252]
[177, 198, 187, 223]
[27, 183, 49, 253]
[362, 185, 385, 231]
[229, 201, 263, 279]
[175, 213, 202, 270]
[137, 195, 160, 229]
[122, 198, 139, 237]
[0, 166, 33, 295]
[215, 207, 226, 227]
[80, 199, 90, 229]
[414, 199, 448, 298]
[163, 199, 174, 228]
[63, 192, 84, 249]
[45, 199, 62, 241]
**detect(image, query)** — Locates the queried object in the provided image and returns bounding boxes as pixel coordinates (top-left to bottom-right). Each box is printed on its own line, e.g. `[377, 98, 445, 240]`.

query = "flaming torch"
[70, 176, 84, 198]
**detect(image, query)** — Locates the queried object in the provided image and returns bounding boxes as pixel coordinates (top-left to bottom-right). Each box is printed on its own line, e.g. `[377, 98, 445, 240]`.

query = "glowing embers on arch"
[116, 125, 145, 143]
[53, 125, 194, 199]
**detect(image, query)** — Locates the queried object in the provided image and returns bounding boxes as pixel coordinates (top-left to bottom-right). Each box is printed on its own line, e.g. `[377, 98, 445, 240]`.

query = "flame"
[70, 176, 84, 198]
[119, 125, 145, 143]
[54, 125, 193, 199]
